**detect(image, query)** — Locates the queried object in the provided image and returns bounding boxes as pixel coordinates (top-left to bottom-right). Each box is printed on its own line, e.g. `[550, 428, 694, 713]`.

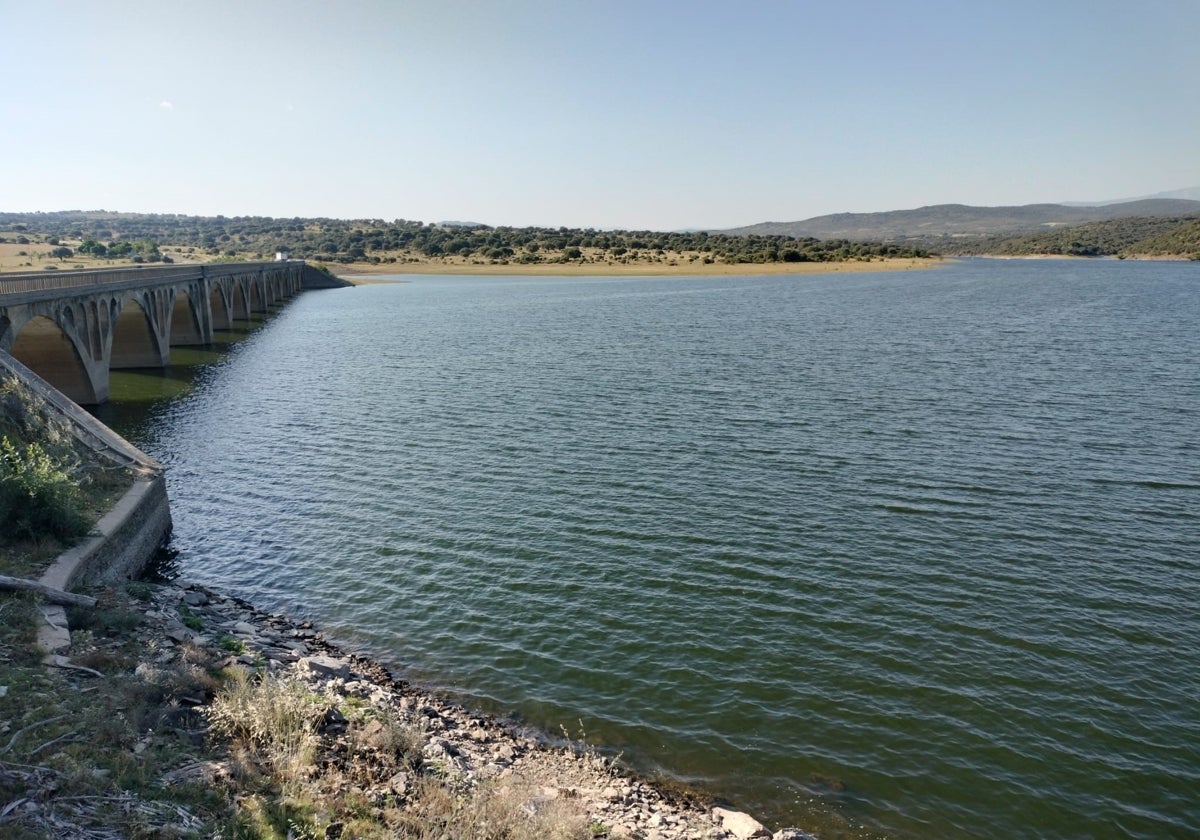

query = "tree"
[77, 238, 106, 257]
[50, 246, 73, 261]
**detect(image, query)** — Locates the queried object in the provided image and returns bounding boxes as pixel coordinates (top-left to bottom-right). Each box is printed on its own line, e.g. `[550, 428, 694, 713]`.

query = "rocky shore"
[99, 579, 812, 840]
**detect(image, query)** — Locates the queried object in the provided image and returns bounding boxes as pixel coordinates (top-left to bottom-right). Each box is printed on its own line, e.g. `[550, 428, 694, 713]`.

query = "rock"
[423, 737, 461, 759]
[299, 655, 352, 680]
[233, 621, 257, 635]
[165, 625, 193, 643]
[182, 591, 208, 606]
[772, 831, 818, 840]
[712, 807, 770, 839]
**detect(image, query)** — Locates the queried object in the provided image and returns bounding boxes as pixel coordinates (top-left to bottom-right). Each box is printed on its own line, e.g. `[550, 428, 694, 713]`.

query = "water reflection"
[88, 316, 273, 441]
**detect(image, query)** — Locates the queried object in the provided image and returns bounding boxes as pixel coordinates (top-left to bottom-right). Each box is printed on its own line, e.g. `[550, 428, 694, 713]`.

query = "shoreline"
[117, 576, 811, 840]
[329, 255, 942, 278]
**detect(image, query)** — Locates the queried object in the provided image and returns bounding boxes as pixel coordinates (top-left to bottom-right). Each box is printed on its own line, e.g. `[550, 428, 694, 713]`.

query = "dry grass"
[0, 589, 232, 839]
[205, 672, 334, 783]
[392, 775, 592, 840]
[0, 235, 195, 273]
[200, 672, 599, 839]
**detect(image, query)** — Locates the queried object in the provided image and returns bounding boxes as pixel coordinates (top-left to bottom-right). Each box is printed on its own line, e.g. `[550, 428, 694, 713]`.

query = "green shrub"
[0, 434, 89, 541]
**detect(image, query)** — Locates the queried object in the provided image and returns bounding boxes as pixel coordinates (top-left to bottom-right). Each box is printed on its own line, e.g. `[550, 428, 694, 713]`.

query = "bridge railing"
[0, 265, 201, 294]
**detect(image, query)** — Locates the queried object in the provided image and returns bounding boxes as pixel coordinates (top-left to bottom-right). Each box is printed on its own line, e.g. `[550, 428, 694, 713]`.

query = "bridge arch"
[9, 314, 103, 405]
[226, 278, 248, 320]
[169, 288, 205, 346]
[111, 294, 169, 368]
[209, 282, 231, 331]
[249, 279, 266, 314]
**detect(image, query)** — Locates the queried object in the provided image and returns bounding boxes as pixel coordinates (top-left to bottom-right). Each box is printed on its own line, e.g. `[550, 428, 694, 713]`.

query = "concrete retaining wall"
[1, 349, 172, 591]
[41, 475, 172, 591]
[0, 350, 166, 475]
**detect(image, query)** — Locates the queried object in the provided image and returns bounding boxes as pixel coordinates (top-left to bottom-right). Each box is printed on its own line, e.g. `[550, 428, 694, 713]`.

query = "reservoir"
[95, 259, 1200, 839]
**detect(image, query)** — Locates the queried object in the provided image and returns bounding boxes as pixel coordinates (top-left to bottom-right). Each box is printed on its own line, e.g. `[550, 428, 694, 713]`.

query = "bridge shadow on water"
[88, 315, 270, 440]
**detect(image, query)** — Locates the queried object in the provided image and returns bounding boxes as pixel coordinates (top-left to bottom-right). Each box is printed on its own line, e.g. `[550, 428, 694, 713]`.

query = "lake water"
[95, 259, 1200, 840]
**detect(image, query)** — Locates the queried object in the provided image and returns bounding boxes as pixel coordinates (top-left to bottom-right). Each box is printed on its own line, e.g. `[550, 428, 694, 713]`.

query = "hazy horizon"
[3, 1, 1197, 231]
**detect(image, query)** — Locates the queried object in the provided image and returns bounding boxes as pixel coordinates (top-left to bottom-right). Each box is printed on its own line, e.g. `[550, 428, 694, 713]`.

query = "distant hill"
[721, 198, 1200, 241]
[936, 215, 1200, 258]
[1063, 186, 1200, 206]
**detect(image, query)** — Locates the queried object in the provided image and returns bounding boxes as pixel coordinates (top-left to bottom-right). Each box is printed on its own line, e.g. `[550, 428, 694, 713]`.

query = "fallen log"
[0, 575, 96, 608]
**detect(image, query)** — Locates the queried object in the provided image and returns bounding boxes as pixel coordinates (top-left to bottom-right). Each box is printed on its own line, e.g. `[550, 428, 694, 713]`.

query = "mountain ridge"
[721, 197, 1200, 241]
[1061, 186, 1200, 207]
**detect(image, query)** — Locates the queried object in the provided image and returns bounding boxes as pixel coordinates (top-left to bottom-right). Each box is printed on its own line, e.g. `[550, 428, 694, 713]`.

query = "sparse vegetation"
[0, 372, 132, 578]
[0, 435, 89, 542]
[0, 210, 932, 273]
[0, 590, 231, 838]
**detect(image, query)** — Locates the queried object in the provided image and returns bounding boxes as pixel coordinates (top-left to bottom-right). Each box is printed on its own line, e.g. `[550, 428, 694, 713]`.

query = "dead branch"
[0, 714, 69, 757]
[0, 575, 96, 608]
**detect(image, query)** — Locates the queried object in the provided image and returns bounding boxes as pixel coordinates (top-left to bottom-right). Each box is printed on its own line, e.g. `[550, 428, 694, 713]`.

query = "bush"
[0, 435, 89, 541]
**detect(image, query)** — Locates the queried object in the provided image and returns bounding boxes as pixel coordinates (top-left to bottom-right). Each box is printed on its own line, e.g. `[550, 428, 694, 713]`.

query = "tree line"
[0, 211, 932, 266]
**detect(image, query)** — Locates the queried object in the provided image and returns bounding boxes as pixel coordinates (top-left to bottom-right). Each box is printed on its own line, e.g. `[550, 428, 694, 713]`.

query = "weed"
[178, 605, 204, 631]
[219, 635, 247, 654]
[126, 581, 154, 601]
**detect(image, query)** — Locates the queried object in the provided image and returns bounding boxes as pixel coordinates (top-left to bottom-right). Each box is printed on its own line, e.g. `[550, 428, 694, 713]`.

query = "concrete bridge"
[0, 261, 339, 405]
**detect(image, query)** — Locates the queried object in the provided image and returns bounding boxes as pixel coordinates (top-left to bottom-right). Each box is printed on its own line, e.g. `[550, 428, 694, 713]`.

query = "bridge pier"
[110, 288, 172, 369]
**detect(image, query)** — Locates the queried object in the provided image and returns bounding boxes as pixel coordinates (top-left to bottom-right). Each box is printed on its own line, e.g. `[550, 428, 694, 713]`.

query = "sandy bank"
[332, 256, 941, 278]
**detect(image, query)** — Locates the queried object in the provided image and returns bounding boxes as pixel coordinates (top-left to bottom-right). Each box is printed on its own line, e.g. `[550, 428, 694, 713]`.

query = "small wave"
[1089, 478, 1200, 491]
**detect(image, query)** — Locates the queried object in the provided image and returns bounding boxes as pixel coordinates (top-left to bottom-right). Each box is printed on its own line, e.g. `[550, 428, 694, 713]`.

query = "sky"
[2, 0, 1198, 231]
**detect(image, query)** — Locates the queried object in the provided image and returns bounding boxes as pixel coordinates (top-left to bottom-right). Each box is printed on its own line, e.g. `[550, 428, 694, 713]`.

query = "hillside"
[723, 199, 1200, 241]
[933, 215, 1200, 258]
[1115, 217, 1200, 257]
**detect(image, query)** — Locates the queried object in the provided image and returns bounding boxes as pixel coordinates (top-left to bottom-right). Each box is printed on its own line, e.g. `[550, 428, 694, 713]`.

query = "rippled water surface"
[100, 260, 1200, 839]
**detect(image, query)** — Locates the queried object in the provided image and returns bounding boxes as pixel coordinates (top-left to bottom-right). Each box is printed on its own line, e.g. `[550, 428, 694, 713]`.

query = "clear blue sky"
[3, 0, 1197, 230]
